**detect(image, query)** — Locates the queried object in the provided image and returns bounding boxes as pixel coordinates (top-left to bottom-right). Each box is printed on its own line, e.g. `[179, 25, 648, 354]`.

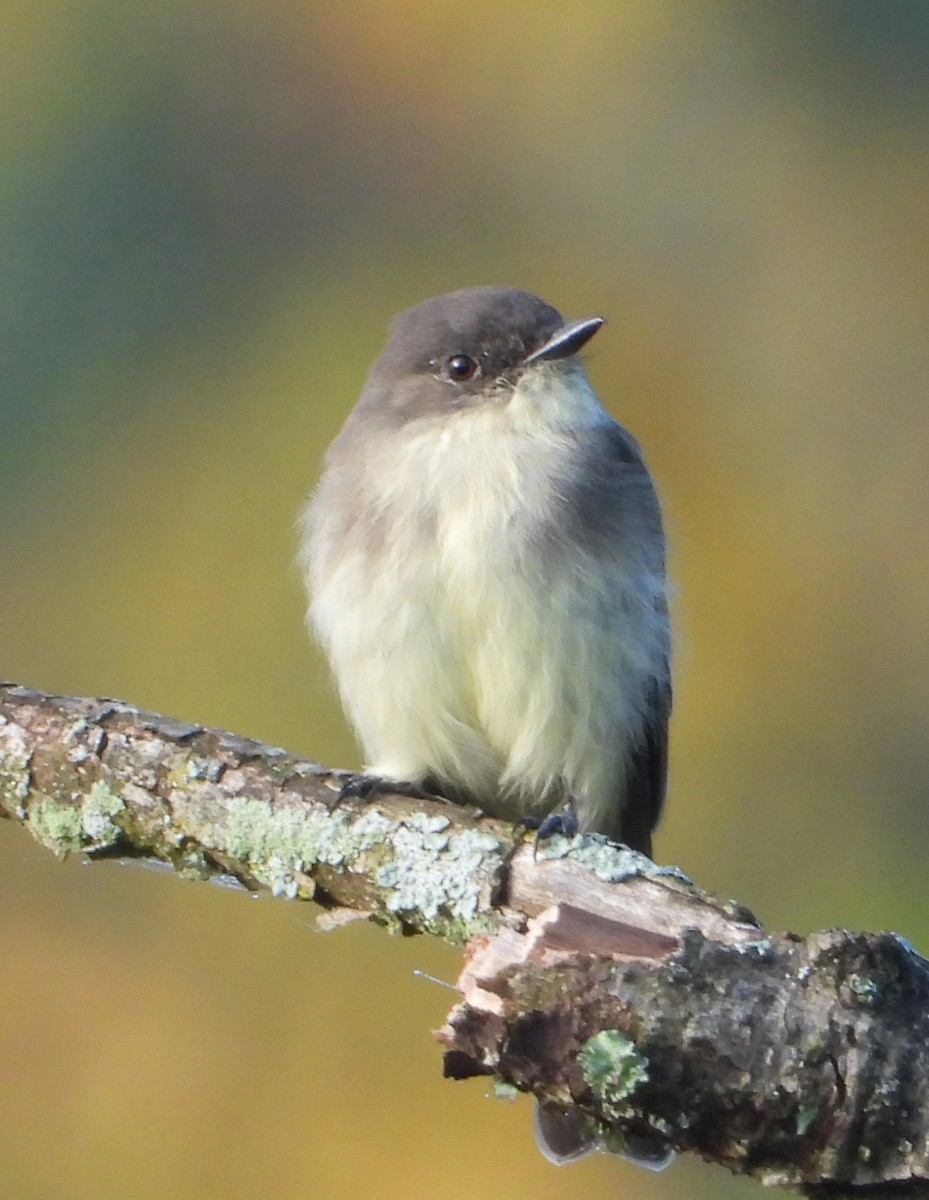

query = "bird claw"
[520, 797, 580, 856]
[335, 773, 441, 805]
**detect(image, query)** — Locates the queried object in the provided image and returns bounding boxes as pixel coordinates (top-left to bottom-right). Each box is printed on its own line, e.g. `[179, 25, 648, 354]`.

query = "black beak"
[523, 316, 604, 365]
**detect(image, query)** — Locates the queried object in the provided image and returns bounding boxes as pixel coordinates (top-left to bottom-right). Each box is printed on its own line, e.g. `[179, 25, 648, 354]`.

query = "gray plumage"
[300, 286, 671, 856]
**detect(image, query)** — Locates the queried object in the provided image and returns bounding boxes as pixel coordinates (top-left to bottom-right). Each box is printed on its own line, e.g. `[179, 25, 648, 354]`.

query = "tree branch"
[1, 682, 927, 1195]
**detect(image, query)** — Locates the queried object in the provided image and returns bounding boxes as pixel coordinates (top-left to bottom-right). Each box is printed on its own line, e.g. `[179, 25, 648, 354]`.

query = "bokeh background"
[2, 2, 928, 1197]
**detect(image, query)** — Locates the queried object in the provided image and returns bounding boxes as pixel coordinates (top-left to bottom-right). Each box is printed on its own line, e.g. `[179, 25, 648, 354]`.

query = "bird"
[300, 285, 671, 858]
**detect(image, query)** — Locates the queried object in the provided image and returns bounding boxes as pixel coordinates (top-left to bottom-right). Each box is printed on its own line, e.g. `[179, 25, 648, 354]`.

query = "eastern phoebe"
[300, 286, 671, 857]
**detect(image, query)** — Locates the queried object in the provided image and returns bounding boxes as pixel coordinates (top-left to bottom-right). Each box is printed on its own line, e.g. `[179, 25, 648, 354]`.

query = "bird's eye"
[446, 354, 478, 382]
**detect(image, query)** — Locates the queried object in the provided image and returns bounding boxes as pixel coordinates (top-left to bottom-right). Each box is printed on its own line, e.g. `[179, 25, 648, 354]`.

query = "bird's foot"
[520, 797, 580, 855]
[334, 773, 443, 806]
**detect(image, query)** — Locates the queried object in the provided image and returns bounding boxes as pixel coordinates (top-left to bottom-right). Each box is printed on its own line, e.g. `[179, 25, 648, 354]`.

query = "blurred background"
[2, 1, 928, 1197]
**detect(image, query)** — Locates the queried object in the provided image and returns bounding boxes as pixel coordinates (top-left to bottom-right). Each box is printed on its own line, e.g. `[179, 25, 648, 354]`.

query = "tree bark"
[1, 682, 927, 1195]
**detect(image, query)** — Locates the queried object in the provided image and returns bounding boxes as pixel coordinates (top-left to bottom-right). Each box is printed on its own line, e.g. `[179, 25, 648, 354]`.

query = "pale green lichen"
[0, 720, 32, 813]
[579, 1030, 649, 1115]
[27, 781, 126, 856]
[847, 973, 879, 1006]
[28, 799, 84, 856]
[601, 1126, 629, 1156]
[223, 798, 391, 893]
[375, 814, 502, 923]
[220, 798, 504, 931]
[182, 754, 225, 784]
[491, 1078, 519, 1101]
[534, 832, 691, 884]
[80, 780, 125, 846]
[174, 847, 212, 880]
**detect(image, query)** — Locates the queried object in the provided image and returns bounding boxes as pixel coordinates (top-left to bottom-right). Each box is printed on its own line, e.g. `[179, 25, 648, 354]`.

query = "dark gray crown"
[378, 287, 565, 378]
